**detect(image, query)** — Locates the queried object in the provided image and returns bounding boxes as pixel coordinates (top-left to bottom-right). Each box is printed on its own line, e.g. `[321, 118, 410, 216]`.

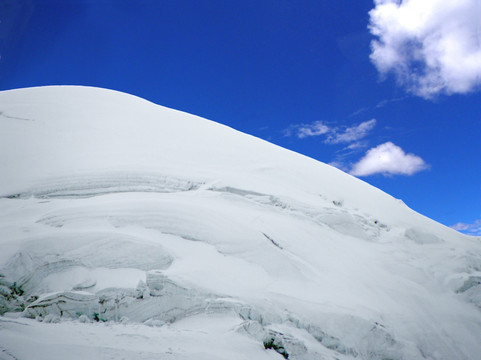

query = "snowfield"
[1, 86, 481, 359]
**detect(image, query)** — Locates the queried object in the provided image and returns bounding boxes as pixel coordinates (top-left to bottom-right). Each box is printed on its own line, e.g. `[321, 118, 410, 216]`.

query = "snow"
[1, 314, 280, 360]
[1, 86, 481, 359]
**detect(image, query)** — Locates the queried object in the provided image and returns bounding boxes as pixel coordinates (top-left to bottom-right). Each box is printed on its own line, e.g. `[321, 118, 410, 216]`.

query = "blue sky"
[1, 0, 480, 235]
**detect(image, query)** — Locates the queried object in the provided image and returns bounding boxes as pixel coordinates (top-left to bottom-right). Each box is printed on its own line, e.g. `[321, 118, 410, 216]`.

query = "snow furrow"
[2, 173, 202, 199]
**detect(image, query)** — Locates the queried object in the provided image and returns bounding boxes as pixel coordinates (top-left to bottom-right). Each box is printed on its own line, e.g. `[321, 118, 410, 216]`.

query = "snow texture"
[1, 86, 481, 359]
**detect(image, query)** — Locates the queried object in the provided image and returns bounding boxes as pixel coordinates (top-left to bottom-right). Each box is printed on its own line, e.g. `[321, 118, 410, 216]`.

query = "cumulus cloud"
[451, 219, 481, 236]
[369, 0, 481, 97]
[326, 119, 376, 144]
[350, 142, 428, 176]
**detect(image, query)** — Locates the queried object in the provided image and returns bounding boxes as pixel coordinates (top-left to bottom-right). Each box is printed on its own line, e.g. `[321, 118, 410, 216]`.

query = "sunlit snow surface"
[1, 86, 481, 360]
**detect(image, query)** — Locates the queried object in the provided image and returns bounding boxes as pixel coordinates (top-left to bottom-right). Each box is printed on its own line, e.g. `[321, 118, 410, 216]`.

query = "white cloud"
[285, 119, 376, 143]
[346, 142, 367, 150]
[369, 0, 481, 97]
[350, 141, 428, 176]
[326, 119, 376, 144]
[284, 121, 329, 139]
[451, 219, 481, 236]
[296, 121, 330, 138]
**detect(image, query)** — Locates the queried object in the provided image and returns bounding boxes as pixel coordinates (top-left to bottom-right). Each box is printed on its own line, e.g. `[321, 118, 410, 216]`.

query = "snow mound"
[1, 86, 481, 360]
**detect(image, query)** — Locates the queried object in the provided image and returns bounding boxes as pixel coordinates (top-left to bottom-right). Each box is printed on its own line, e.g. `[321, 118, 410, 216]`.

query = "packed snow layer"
[1, 86, 481, 359]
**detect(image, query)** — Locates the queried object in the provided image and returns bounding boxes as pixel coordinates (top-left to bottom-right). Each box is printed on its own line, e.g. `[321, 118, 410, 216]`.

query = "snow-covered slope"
[1, 86, 480, 360]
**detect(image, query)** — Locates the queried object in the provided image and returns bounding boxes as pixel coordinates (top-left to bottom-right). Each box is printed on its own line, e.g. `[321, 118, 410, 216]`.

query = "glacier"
[0, 86, 481, 360]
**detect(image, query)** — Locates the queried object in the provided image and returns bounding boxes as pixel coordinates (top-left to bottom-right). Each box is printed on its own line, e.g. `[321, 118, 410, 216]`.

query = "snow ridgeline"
[1, 86, 481, 360]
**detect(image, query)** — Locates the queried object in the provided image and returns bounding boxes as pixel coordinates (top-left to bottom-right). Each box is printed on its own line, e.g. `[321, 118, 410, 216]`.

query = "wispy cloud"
[285, 119, 376, 146]
[349, 142, 428, 176]
[349, 106, 370, 118]
[349, 97, 407, 118]
[345, 142, 366, 150]
[284, 121, 329, 139]
[451, 219, 481, 236]
[369, 0, 481, 98]
[297, 121, 329, 138]
[326, 119, 376, 144]
[375, 96, 407, 109]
